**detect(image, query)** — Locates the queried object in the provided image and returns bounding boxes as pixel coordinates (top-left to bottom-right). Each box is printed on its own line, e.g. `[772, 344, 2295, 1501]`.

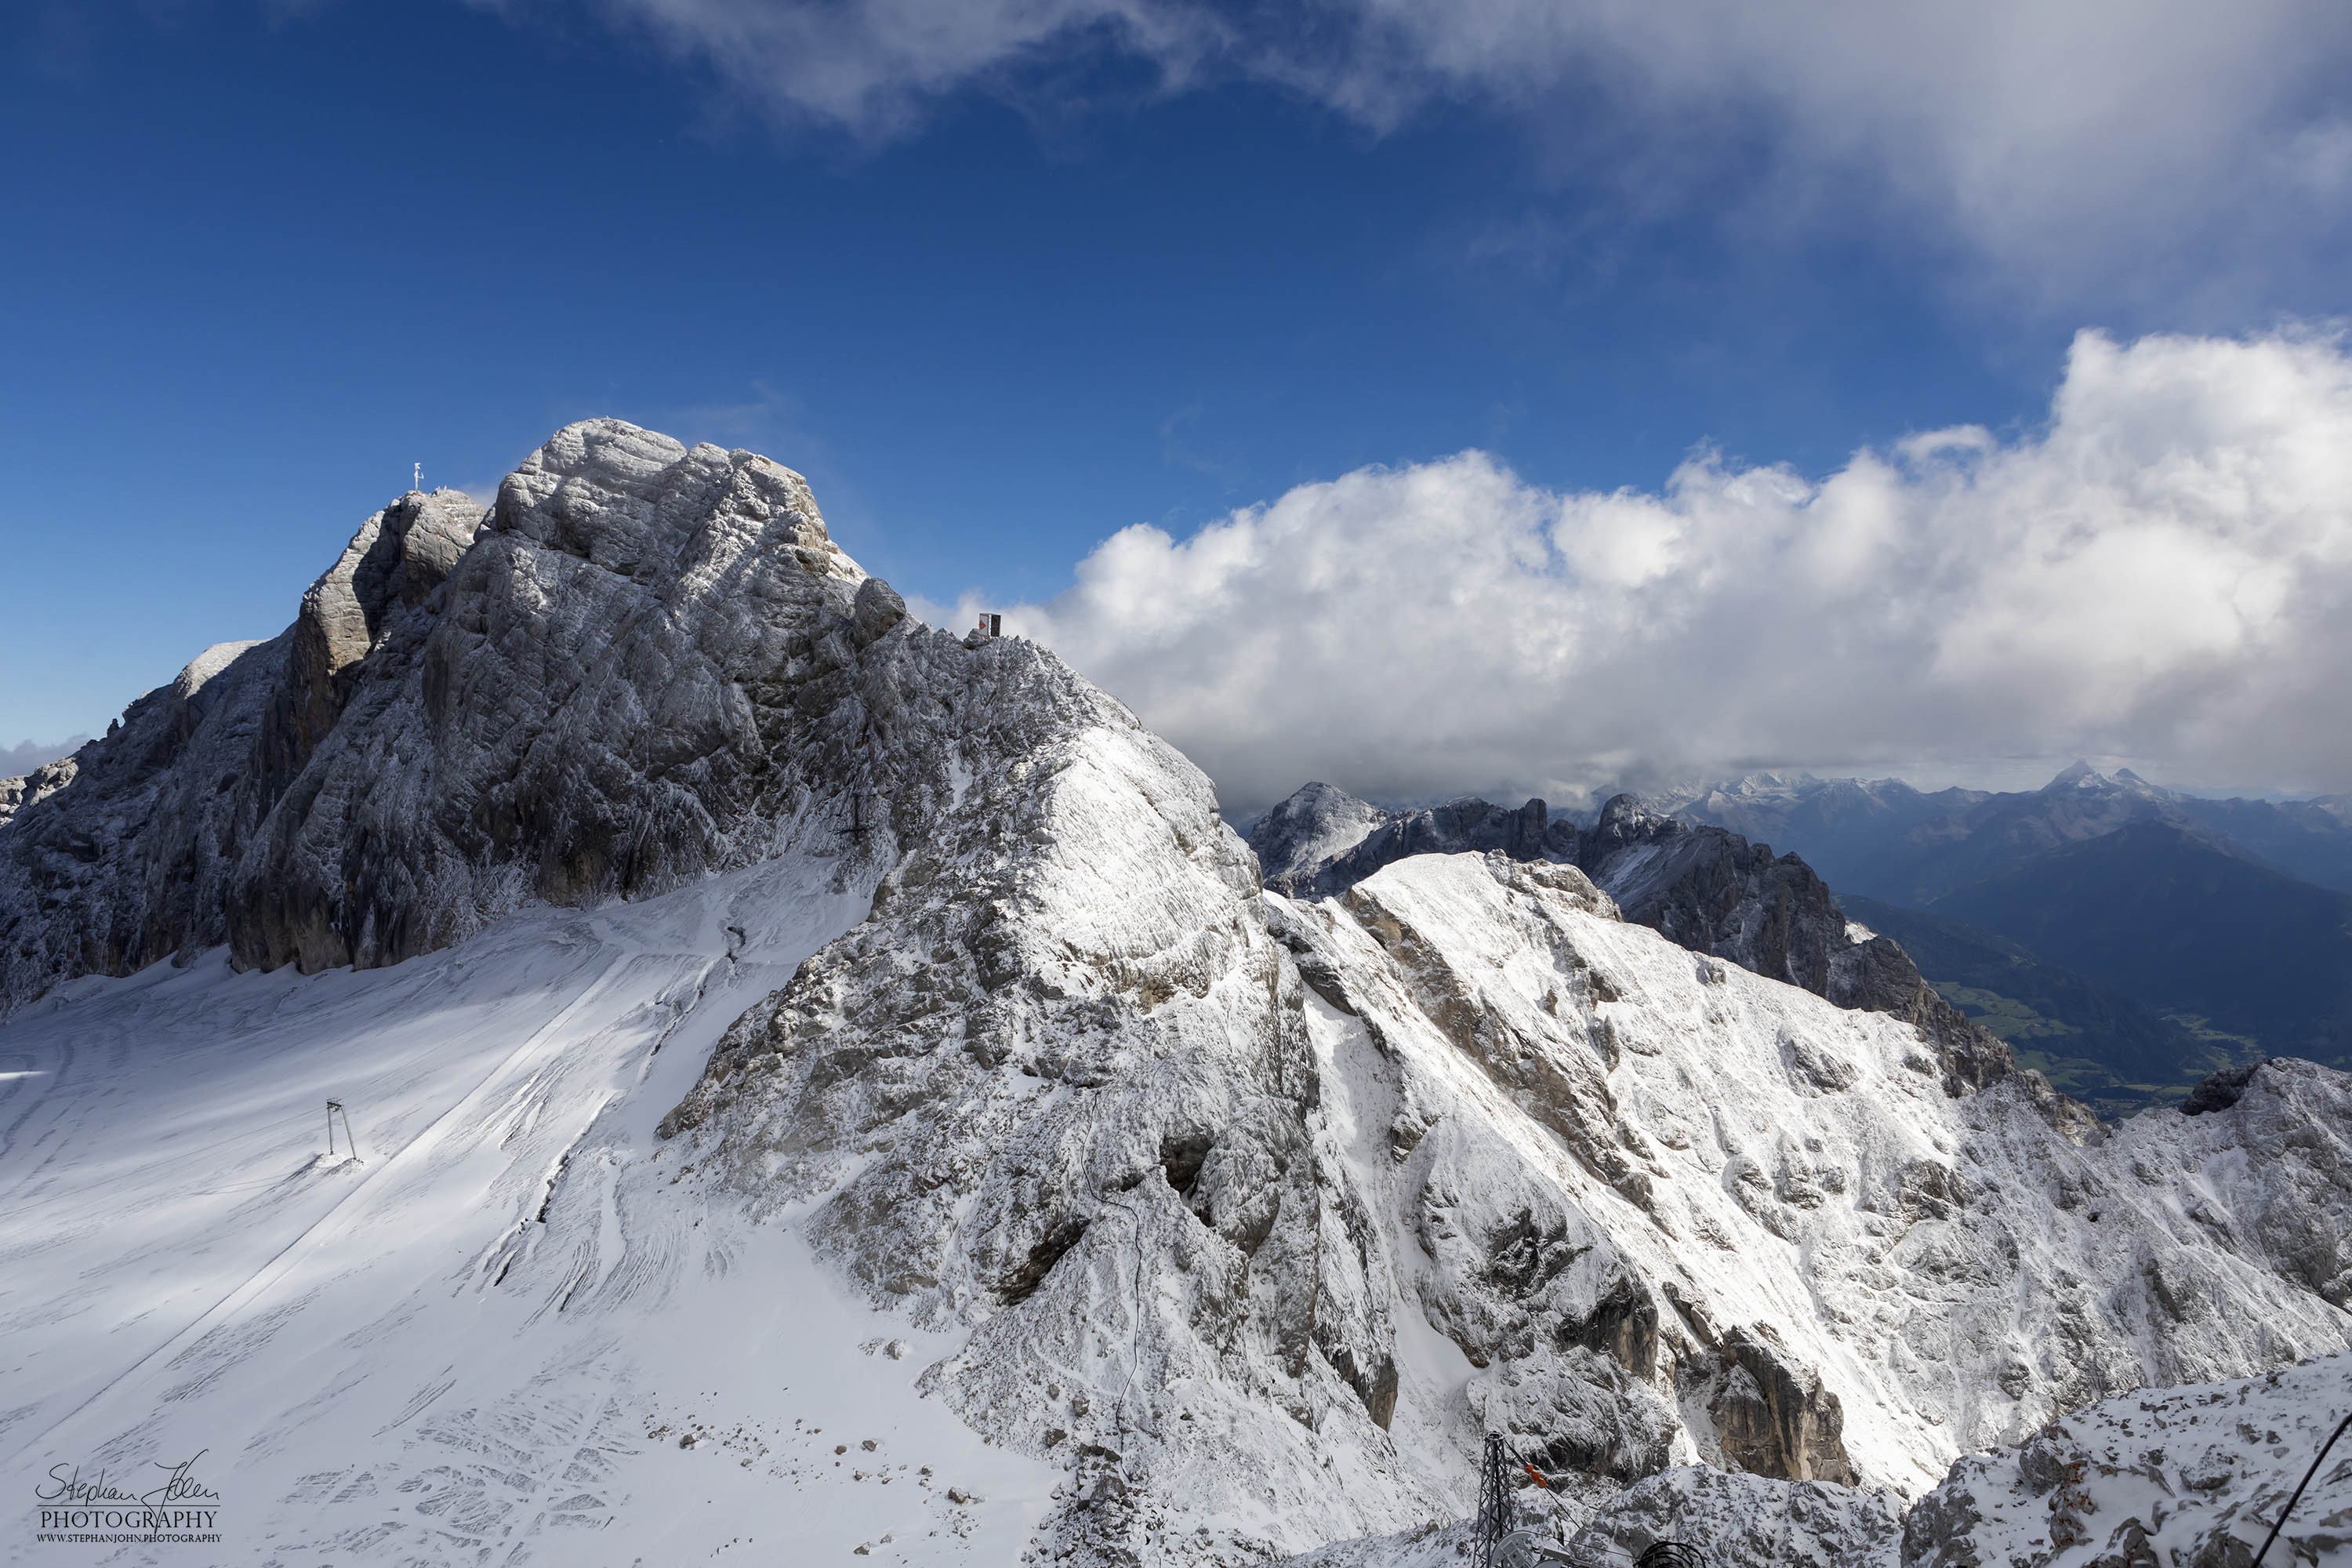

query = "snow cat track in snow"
[1, 947, 639, 1470]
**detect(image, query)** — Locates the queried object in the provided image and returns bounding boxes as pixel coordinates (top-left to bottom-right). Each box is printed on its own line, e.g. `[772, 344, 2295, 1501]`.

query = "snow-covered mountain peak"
[0, 418, 906, 1016]
[172, 637, 267, 699]
[2041, 760, 2176, 803]
[5, 424, 2350, 1567]
[1249, 781, 1392, 887]
[492, 417, 856, 585]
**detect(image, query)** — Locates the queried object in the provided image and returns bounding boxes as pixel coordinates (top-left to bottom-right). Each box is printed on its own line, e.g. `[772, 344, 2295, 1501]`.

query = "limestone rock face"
[269, 487, 488, 788]
[1688, 1326, 1857, 1486]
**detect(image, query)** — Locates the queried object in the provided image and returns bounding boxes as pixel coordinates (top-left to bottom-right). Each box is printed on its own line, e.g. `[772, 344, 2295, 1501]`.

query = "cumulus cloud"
[564, 0, 2352, 302]
[977, 330, 2352, 812]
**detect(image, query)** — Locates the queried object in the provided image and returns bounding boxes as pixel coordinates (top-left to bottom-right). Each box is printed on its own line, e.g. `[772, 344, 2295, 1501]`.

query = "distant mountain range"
[1664, 765, 2352, 1101]
[1661, 763, 2352, 899]
[0, 736, 88, 778]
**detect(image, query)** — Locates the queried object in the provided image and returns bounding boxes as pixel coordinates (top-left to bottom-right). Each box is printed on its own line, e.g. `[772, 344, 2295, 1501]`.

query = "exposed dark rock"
[2180, 1059, 2270, 1116]
[1258, 793, 1553, 900]
[1247, 781, 1391, 896]
[1579, 794, 1849, 999]
[1693, 1325, 1857, 1486]
[1325, 1344, 1400, 1430]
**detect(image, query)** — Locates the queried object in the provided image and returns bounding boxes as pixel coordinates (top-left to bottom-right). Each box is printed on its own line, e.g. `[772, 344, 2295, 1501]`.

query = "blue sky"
[5, 2, 2351, 804]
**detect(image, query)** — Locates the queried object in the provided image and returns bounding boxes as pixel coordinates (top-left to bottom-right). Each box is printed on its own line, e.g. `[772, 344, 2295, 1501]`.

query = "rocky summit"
[2, 422, 2348, 1568]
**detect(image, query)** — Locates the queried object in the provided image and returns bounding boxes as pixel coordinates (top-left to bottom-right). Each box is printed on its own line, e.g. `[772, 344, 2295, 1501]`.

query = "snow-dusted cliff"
[1248, 782, 2007, 1096]
[0, 421, 902, 1014]
[1261, 858, 2350, 1490]
[3, 422, 2348, 1566]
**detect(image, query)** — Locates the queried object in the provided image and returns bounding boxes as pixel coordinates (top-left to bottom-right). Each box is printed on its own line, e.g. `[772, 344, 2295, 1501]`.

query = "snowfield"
[0, 855, 1057, 1566]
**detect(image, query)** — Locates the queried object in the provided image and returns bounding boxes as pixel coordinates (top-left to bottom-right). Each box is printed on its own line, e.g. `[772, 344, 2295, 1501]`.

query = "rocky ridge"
[1248, 782, 2009, 1098]
[1264, 858, 2352, 1497]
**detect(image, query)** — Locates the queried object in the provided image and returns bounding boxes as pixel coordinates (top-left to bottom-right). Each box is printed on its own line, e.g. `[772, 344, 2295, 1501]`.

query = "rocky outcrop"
[2180, 1058, 2270, 1116]
[1578, 793, 1849, 996]
[1902, 1352, 2352, 1568]
[1252, 789, 1551, 899]
[1688, 1327, 1856, 1486]
[0, 756, 77, 833]
[1563, 1466, 1899, 1568]
[1828, 932, 2022, 1102]
[263, 488, 487, 793]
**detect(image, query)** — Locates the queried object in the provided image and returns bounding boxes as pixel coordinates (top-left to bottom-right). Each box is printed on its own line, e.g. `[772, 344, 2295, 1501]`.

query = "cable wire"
[2251, 1408, 2351, 1567]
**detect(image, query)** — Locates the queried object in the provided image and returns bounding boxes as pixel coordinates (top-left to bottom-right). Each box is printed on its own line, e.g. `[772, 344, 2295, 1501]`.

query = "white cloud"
[980, 329, 2352, 812]
[572, 0, 1222, 138]
[558, 0, 2352, 303]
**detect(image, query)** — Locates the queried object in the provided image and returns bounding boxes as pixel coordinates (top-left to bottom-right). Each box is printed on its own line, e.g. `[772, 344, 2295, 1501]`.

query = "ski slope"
[0, 855, 1056, 1566]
